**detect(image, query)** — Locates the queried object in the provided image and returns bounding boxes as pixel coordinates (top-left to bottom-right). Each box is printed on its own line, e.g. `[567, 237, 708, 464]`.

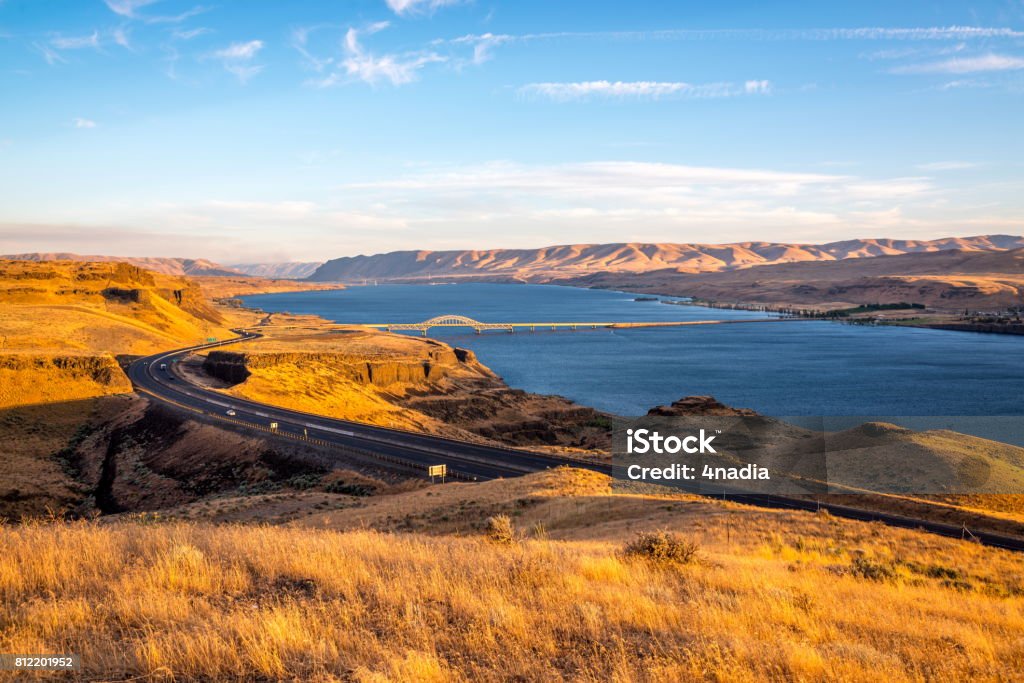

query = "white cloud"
[172, 27, 211, 41]
[291, 25, 334, 72]
[917, 161, 979, 171]
[33, 42, 67, 65]
[519, 80, 772, 101]
[112, 27, 131, 49]
[104, 0, 206, 24]
[311, 23, 445, 87]
[4, 161, 1011, 259]
[385, 0, 466, 17]
[208, 40, 265, 82]
[104, 0, 160, 18]
[744, 79, 772, 94]
[73, 118, 97, 129]
[448, 32, 513, 65]
[50, 31, 100, 50]
[892, 53, 1024, 74]
[460, 26, 1024, 46]
[212, 40, 263, 60]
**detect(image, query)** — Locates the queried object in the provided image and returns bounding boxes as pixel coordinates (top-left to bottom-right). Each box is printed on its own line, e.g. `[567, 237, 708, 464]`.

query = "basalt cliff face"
[307, 235, 1024, 282]
[203, 347, 467, 387]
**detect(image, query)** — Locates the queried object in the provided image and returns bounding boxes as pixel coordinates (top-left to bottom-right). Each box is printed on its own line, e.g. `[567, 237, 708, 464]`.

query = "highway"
[127, 331, 1024, 552]
[127, 331, 603, 482]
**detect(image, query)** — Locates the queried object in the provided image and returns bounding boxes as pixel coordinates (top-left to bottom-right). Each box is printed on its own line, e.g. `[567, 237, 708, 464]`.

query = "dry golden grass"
[3, 469, 1023, 681]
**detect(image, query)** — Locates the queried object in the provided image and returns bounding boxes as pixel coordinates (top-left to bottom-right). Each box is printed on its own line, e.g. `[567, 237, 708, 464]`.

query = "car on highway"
[226, 409, 236, 416]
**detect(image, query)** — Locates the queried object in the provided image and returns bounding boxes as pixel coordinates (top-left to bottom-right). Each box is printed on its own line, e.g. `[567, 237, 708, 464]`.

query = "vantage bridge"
[361, 314, 796, 335]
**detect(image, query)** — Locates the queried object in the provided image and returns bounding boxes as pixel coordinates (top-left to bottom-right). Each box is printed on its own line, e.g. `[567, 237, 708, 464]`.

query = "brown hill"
[0, 259, 233, 409]
[561, 248, 1024, 310]
[2, 252, 242, 277]
[230, 261, 323, 279]
[308, 234, 1024, 281]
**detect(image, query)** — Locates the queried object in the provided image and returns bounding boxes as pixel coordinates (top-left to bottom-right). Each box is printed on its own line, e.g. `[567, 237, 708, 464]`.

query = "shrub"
[849, 556, 897, 582]
[485, 514, 516, 544]
[624, 531, 699, 565]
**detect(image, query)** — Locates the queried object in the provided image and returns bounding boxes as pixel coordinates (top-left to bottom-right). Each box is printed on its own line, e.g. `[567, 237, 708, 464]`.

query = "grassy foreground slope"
[1, 470, 1022, 682]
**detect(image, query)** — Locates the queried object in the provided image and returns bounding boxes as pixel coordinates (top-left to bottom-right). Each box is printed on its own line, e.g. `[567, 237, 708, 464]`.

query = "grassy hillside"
[2, 469, 1022, 681]
[0, 259, 235, 409]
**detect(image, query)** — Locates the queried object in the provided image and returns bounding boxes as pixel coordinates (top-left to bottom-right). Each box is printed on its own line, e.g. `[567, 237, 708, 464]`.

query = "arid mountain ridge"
[559, 247, 1024, 310]
[229, 261, 323, 279]
[2, 252, 245, 277]
[7, 234, 1022, 283]
[308, 234, 1024, 281]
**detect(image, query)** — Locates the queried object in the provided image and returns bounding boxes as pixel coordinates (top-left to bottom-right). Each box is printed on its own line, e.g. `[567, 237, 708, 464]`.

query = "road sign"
[428, 464, 447, 482]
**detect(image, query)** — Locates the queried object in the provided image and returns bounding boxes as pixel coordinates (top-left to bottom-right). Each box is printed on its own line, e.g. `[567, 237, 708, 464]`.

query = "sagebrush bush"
[623, 531, 699, 565]
[485, 514, 516, 544]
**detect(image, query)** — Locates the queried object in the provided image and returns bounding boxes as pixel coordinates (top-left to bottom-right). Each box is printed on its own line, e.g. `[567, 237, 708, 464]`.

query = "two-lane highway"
[128, 332, 1024, 552]
[128, 331, 607, 481]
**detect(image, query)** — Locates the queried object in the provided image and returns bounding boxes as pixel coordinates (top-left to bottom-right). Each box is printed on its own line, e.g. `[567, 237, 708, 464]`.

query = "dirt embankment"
[195, 327, 611, 453]
[0, 393, 400, 521]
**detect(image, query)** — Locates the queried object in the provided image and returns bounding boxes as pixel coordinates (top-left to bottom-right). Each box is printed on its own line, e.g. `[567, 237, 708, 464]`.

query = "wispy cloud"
[111, 26, 132, 49]
[447, 32, 514, 65]
[104, 0, 160, 18]
[171, 27, 211, 41]
[438, 26, 1024, 64]
[891, 53, 1024, 74]
[73, 118, 97, 129]
[208, 39, 265, 82]
[33, 42, 67, 65]
[324, 160, 944, 245]
[518, 80, 772, 101]
[447, 26, 1024, 47]
[50, 31, 101, 50]
[105, 0, 207, 24]
[291, 24, 336, 72]
[309, 23, 446, 87]
[385, 0, 466, 17]
[917, 161, 979, 171]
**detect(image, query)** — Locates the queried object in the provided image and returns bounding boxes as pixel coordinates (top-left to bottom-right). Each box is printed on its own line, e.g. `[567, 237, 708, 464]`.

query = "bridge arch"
[384, 314, 513, 335]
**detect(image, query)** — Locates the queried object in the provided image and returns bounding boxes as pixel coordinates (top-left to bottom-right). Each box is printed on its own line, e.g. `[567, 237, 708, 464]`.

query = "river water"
[243, 283, 1024, 418]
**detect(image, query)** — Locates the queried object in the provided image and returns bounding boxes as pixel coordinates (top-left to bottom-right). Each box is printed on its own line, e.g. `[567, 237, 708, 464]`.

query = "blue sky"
[1, 0, 1022, 263]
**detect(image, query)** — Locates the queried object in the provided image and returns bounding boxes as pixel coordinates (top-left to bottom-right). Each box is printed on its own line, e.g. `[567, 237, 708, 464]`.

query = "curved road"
[128, 330, 601, 481]
[128, 331, 1024, 552]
